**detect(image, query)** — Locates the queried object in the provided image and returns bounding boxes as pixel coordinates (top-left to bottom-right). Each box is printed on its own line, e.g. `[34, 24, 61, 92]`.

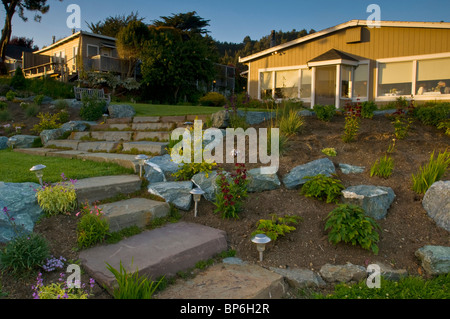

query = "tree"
[0, 0, 56, 73]
[87, 11, 143, 38]
[116, 20, 151, 78]
[152, 11, 210, 37]
[9, 36, 38, 50]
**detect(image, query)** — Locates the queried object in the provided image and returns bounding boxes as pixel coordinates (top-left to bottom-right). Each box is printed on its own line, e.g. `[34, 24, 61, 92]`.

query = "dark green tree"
[152, 11, 210, 36]
[87, 11, 143, 38]
[0, 0, 56, 73]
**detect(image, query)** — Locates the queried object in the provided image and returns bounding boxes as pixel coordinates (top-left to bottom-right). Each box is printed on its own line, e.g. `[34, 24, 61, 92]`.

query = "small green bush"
[79, 94, 106, 121]
[370, 155, 394, 179]
[325, 204, 381, 254]
[76, 204, 110, 249]
[36, 174, 77, 217]
[361, 101, 378, 119]
[54, 99, 69, 110]
[0, 101, 7, 110]
[32, 112, 61, 134]
[25, 104, 39, 118]
[313, 104, 336, 122]
[34, 94, 45, 106]
[321, 148, 337, 157]
[0, 233, 50, 274]
[0, 110, 12, 121]
[412, 150, 450, 194]
[57, 109, 70, 124]
[301, 174, 345, 204]
[199, 92, 227, 107]
[414, 103, 450, 127]
[437, 119, 450, 136]
[5, 90, 16, 101]
[106, 260, 163, 299]
[252, 214, 303, 241]
[10, 67, 26, 90]
[279, 109, 304, 137]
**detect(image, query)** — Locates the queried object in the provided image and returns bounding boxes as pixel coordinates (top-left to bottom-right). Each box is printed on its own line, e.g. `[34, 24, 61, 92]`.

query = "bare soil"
[1, 109, 449, 299]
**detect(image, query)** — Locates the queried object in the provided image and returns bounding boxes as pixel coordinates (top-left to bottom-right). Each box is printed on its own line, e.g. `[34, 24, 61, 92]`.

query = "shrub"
[392, 114, 414, 140]
[313, 104, 335, 122]
[322, 148, 337, 157]
[36, 173, 78, 217]
[10, 67, 26, 90]
[0, 110, 12, 121]
[411, 150, 450, 194]
[32, 272, 95, 299]
[54, 99, 69, 110]
[370, 155, 394, 179]
[437, 119, 450, 136]
[57, 109, 70, 124]
[0, 233, 50, 274]
[361, 101, 378, 119]
[199, 92, 227, 107]
[414, 103, 450, 127]
[0, 101, 7, 110]
[76, 203, 109, 249]
[342, 102, 362, 143]
[214, 164, 249, 219]
[34, 94, 45, 106]
[279, 109, 304, 137]
[106, 260, 163, 299]
[301, 174, 345, 204]
[32, 112, 62, 134]
[79, 94, 106, 121]
[252, 214, 303, 241]
[325, 204, 381, 254]
[5, 90, 15, 101]
[25, 104, 39, 118]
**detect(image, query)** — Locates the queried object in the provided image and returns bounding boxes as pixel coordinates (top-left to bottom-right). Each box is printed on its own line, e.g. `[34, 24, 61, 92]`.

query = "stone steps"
[99, 198, 171, 233]
[79, 222, 228, 293]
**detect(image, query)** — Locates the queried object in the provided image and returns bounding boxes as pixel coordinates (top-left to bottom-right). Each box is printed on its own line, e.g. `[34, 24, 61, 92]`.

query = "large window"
[260, 72, 273, 99]
[275, 70, 299, 99]
[87, 45, 99, 57]
[378, 61, 412, 96]
[416, 57, 450, 95]
[353, 64, 368, 98]
[300, 69, 312, 98]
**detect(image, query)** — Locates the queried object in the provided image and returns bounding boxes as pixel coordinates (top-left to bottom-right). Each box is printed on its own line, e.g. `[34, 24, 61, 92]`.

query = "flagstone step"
[122, 141, 168, 155]
[99, 198, 170, 233]
[133, 116, 161, 123]
[131, 122, 176, 131]
[89, 131, 134, 141]
[133, 131, 170, 142]
[78, 222, 228, 293]
[74, 175, 142, 204]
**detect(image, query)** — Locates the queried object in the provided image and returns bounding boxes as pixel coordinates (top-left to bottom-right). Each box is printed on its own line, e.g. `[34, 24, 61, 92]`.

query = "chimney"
[72, 28, 76, 34]
[52, 36, 56, 44]
[270, 30, 276, 48]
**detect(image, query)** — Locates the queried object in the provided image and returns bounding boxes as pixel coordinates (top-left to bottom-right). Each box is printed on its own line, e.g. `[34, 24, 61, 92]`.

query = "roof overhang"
[239, 20, 450, 63]
[307, 59, 359, 67]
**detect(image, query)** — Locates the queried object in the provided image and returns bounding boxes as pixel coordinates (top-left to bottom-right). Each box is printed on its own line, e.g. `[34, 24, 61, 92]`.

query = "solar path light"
[190, 187, 205, 217]
[135, 154, 149, 178]
[251, 234, 271, 262]
[30, 164, 46, 186]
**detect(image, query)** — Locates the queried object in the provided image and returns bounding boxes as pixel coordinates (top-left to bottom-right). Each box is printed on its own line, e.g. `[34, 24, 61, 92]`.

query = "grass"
[118, 102, 268, 117]
[412, 149, 450, 194]
[0, 149, 134, 183]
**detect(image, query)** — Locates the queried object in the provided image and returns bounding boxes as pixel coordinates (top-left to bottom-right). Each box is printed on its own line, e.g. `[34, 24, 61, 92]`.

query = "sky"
[2, 0, 450, 50]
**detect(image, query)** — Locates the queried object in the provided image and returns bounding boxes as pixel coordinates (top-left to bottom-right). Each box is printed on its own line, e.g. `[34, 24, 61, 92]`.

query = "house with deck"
[239, 20, 450, 108]
[20, 31, 130, 81]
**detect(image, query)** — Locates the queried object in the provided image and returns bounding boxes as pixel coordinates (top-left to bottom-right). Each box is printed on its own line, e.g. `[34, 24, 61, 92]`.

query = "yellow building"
[239, 20, 450, 108]
[21, 31, 129, 81]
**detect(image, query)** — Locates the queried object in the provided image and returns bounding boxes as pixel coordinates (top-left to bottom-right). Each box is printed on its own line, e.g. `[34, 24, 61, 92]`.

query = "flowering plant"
[76, 202, 109, 249]
[32, 272, 95, 299]
[342, 101, 362, 143]
[214, 163, 249, 219]
[36, 173, 78, 217]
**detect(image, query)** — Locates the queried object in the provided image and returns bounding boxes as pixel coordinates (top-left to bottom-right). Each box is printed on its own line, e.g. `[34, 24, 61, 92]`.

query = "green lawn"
[114, 102, 269, 117]
[0, 149, 134, 184]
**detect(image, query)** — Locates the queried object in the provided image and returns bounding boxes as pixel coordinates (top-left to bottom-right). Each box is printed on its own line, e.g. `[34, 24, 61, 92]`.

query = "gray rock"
[191, 171, 220, 202]
[148, 181, 193, 211]
[422, 180, 450, 232]
[211, 110, 229, 128]
[376, 262, 408, 281]
[282, 158, 336, 190]
[0, 182, 43, 243]
[415, 245, 450, 275]
[107, 104, 136, 119]
[341, 185, 396, 220]
[248, 167, 281, 193]
[40, 128, 63, 145]
[298, 109, 314, 117]
[339, 163, 365, 174]
[319, 263, 367, 283]
[144, 154, 182, 183]
[270, 267, 326, 288]
[7, 135, 38, 149]
[60, 121, 96, 133]
[0, 136, 8, 150]
[223, 257, 247, 265]
[237, 110, 275, 125]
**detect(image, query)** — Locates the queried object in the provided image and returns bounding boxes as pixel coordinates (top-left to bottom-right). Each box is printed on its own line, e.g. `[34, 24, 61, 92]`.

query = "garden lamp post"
[251, 234, 271, 262]
[8, 137, 17, 149]
[135, 154, 148, 178]
[190, 187, 205, 217]
[30, 164, 46, 186]
[102, 114, 109, 123]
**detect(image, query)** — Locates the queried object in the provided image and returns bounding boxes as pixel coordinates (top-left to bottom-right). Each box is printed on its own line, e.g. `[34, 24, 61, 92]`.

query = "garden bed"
[1, 112, 449, 299]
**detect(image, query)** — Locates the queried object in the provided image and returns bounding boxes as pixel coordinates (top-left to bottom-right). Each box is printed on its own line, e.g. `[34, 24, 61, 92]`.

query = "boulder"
[107, 104, 136, 119]
[0, 136, 8, 150]
[376, 262, 408, 281]
[211, 110, 229, 128]
[191, 171, 220, 202]
[270, 267, 326, 288]
[247, 167, 281, 193]
[60, 121, 96, 133]
[319, 263, 367, 283]
[237, 110, 274, 125]
[7, 135, 38, 149]
[415, 245, 450, 275]
[339, 163, 365, 174]
[40, 128, 63, 145]
[0, 182, 43, 243]
[422, 180, 450, 232]
[144, 154, 182, 183]
[341, 185, 396, 220]
[282, 158, 336, 190]
[298, 109, 314, 117]
[148, 181, 193, 211]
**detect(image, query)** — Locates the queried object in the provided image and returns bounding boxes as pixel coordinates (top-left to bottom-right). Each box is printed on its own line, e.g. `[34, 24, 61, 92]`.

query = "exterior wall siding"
[247, 26, 450, 101]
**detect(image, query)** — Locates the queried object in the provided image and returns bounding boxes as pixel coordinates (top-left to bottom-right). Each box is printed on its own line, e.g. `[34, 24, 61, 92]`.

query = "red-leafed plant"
[342, 101, 362, 143]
